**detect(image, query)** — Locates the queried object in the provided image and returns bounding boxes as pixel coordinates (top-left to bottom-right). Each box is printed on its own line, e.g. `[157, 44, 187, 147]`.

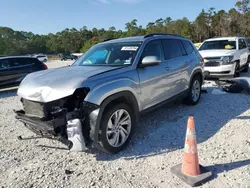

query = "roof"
[205, 36, 245, 41]
[101, 36, 145, 44]
[101, 34, 188, 44]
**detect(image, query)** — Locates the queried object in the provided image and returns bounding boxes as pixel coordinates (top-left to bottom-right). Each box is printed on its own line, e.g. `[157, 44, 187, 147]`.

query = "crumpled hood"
[199, 50, 236, 58]
[17, 65, 119, 103]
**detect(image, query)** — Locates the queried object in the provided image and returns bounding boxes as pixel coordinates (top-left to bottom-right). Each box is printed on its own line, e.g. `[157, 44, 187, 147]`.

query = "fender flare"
[189, 68, 203, 88]
[88, 91, 139, 151]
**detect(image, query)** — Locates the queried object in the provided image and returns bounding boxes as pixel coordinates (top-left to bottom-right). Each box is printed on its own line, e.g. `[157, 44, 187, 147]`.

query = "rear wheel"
[184, 75, 201, 106]
[98, 103, 135, 154]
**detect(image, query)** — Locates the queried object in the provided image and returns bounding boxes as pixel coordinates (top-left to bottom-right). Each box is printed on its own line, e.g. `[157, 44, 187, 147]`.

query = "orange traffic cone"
[171, 116, 212, 187]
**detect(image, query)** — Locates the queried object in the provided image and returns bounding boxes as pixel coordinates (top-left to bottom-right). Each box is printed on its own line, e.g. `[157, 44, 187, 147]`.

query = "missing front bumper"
[15, 110, 87, 150]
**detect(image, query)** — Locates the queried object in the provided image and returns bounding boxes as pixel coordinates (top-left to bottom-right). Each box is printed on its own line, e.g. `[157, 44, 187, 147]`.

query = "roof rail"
[144, 33, 185, 38]
[102, 38, 115, 42]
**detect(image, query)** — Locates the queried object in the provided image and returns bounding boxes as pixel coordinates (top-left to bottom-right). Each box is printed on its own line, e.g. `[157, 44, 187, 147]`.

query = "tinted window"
[162, 39, 184, 59]
[182, 40, 194, 55]
[141, 40, 163, 61]
[9, 58, 34, 67]
[239, 39, 247, 49]
[0, 59, 11, 69]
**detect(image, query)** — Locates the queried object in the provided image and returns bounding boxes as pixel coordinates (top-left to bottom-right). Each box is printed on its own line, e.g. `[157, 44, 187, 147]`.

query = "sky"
[0, 0, 238, 34]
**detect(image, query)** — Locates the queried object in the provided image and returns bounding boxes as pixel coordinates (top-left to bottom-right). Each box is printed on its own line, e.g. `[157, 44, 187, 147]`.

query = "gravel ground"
[0, 61, 250, 188]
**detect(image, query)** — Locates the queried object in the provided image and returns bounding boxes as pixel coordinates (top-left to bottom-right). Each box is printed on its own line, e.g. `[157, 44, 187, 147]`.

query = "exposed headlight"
[221, 56, 234, 65]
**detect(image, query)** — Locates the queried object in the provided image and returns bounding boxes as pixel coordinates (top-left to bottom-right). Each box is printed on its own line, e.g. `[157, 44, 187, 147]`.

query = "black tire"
[242, 57, 249, 73]
[184, 75, 202, 106]
[98, 103, 135, 154]
[234, 62, 240, 77]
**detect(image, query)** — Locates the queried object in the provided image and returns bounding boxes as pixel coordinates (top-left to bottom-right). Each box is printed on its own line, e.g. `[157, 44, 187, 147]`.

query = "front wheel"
[234, 62, 240, 77]
[98, 103, 135, 154]
[184, 75, 201, 106]
[242, 57, 249, 73]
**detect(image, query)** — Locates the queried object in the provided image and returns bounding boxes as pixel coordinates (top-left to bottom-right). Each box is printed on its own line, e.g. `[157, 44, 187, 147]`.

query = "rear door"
[161, 39, 189, 96]
[238, 39, 248, 67]
[7, 58, 36, 83]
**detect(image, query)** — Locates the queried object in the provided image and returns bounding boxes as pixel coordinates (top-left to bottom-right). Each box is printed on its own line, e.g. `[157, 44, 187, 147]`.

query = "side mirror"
[139, 56, 161, 68]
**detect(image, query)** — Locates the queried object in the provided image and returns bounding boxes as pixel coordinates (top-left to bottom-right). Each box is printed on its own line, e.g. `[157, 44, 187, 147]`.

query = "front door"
[137, 40, 172, 110]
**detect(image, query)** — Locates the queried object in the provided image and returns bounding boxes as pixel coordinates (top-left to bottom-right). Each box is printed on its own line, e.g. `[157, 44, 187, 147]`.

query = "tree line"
[0, 0, 249, 56]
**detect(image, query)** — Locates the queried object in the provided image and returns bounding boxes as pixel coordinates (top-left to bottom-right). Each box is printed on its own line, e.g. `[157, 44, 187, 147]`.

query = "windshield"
[73, 42, 142, 66]
[199, 40, 236, 51]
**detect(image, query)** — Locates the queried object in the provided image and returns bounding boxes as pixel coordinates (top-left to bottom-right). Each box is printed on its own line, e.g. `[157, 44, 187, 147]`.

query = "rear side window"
[9, 58, 35, 67]
[162, 39, 185, 60]
[182, 40, 194, 55]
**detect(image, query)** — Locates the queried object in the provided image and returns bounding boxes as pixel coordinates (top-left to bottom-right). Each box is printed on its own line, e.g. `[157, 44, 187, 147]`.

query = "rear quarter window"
[182, 40, 195, 55]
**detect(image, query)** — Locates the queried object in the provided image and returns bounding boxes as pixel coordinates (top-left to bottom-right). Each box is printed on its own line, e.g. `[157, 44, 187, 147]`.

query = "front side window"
[162, 39, 184, 59]
[199, 40, 237, 50]
[239, 39, 247, 49]
[73, 42, 142, 66]
[140, 40, 163, 61]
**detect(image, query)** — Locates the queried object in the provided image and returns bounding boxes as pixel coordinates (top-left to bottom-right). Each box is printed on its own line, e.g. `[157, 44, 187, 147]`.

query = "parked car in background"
[247, 39, 250, 48]
[33, 54, 48, 63]
[15, 33, 204, 154]
[59, 53, 78, 61]
[199, 36, 250, 79]
[0, 56, 48, 86]
[194, 42, 202, 49]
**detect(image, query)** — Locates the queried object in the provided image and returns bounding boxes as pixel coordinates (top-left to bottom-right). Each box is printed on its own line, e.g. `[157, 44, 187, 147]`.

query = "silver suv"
[15, 34, 204, 154]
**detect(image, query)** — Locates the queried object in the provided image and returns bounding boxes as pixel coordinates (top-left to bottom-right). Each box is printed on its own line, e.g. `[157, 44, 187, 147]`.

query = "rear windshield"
[199, 40, 237, 50]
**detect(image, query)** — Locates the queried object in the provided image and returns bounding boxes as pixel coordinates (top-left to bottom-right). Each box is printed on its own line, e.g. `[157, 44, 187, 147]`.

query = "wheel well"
[100, 91, 139, 122]
[194, 72, 202, 82]
[190, 71, 203, 88]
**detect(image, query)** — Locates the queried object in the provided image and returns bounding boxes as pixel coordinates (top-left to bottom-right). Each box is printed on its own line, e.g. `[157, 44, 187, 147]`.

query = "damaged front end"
[15, 88, 99, 150]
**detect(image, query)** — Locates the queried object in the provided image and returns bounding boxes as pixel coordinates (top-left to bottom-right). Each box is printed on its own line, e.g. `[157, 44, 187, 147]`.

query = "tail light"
[44, 64, 48, 69]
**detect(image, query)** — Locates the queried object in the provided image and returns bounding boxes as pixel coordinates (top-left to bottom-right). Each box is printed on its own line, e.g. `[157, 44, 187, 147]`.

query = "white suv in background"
[199, 37, 250, 78]
[33, 54, 48, 63]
